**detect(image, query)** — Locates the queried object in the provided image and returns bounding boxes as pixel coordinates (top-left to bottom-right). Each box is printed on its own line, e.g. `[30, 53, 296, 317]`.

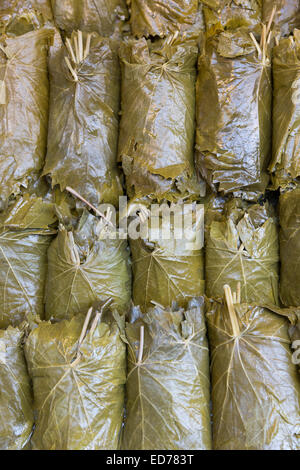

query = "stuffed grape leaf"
[118, 36, 204, 203]
[128, 0, 204, 38]
[43, 31, 123, 207]
[196, 30, 271, 201]
[51, 0, 128, 37]
[205, 198, 279, 305]
[279, 187, 300, 307]
[206, 299, 300, 450]
[0, 194, 56, 329]
[45, 212, 132, 320]
[130, 206, 204, 312]
[263, 0, 300, 36]
[269, 31, 300, 189]
[25, 305, 126, 450]
[0, 29, 51, 210]
[0, 326, 34, 450]
[122, 298, 212, 450]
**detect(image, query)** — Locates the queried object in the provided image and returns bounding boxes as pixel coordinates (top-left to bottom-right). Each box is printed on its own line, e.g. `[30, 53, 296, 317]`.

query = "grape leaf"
[0, 327, 34, 450]
[45, 213, 132, 320]
[118, 36, 204, 202]
[25, 309, 126, 450]
[43, 31, 123, 207]
[128, 0, 204, 38]
[51, 0, 128, 36]
[0, 29, 51, 209]
[280, 187, 300, 306]
[122, 298, 212, 450]
[0, 194, 55, 329]
[207, 300, 300, 450]
[263, 0, 300, 37]
[206, 199, 279, 305]
[269, 31, 300, 189]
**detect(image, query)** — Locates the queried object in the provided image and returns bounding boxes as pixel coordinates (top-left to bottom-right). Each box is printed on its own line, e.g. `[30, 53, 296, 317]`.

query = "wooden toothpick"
[137, 326, 144, 364]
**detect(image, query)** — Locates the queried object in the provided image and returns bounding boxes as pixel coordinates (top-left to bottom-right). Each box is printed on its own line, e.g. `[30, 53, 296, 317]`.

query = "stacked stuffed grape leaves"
[196, 29, 272, 200]
[122, 298, 212, 450]
[43, 30, 123, 207]
[207, 293, 300, 450]
[118, 36, 204, 203]
[25, 304, 126, 450]
[128, 0, 204, 38]
[0, 326, 34, 450]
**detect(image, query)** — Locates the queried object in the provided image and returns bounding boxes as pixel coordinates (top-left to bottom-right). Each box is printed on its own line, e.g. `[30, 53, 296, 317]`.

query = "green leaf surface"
[122, 299, 212, 450]
[51, 0, 128, 36]
[128, 0, 204, 38]
[0, 0, 53, 35]
[0, 327, 34, 450]
[279, 187, 300, 306]
[0, 195, 55, 329]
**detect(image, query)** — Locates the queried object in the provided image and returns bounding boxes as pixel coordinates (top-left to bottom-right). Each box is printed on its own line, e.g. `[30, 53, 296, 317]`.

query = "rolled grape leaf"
[263, 0, 300, 36]
[130, 204, 204, 312]
[118, 36, 204, 203]
[0, 29, 52, 210]
[51, 0, 128, 37]
[43, 31, 123, 207]
[128, 0, 204, 38]
[270, 31, 300, 189]
[196, 30, 271, 201]
[25, 304, 126, 450]
[205, 198, 279, 305]
[45, 212, 132, 320]
[202, 0, 262, 35]
[0, 194, 56, 329]
[279, 187, 300, 307]
[0, 0, 53, 36]
[0, 326, 34, 450]
[206, 298, 300, 450]
[122, 298, 212, 450]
